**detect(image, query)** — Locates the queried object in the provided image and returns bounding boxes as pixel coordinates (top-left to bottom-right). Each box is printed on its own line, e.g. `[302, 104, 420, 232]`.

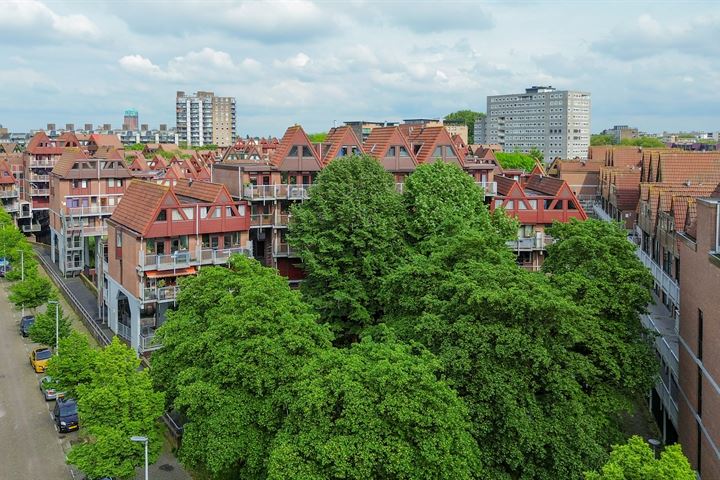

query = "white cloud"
[0, 0, 99, 40]
[274, 53, 311, 69]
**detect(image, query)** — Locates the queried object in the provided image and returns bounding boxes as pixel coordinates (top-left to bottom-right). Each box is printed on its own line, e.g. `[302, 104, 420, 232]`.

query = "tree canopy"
[585, 436, 695, 480]
[29, 300, 72, 347]
[8, 274, 53, 310]
[268, 339, 480, 480]
[45, 331, 98, 398]
[289, 155, 408, 339]
[590, 134, 666, 148]
[444, 110, 485, 144]
[67, 338, 164, 480]
[151, 255, 333, 479]
[495, 151, 537, 171]
[307, 132, 328, 142]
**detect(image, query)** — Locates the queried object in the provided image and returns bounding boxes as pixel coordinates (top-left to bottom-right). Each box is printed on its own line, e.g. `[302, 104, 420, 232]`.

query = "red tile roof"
[109, 180, 173, 235]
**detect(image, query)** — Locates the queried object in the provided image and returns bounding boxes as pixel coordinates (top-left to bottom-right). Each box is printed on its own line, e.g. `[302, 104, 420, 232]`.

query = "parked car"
[29, 347, 52, 373]
[39, 376, 64, 401]
[19, 315, 35, 337]
[53, 397, 79, 433]
[0, 257, 11, 277]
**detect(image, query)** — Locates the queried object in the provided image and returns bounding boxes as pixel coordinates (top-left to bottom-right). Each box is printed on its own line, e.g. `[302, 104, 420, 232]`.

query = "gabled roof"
[321, 126, 364, 165]
[270, 125, 322, 170]
[109, 180, 175, 235]
[51, 148, 90, 177]
[525, 175, 564, 196]
[26, 132, 63, 155]
[363, 126, 415, 159]
[0, 143, 19, 153]
[128, 154, 150, 172]
[403, 126, 461, 165]
[56, 132, 80, 147]
[89, 133, 123, 150]
[173, 178, 232, 203]
[0, 159, 16, 184]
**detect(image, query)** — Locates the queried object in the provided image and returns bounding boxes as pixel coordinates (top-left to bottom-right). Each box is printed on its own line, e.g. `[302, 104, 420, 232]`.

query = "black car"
[19, 315, 35, 337]
[53, 397, 79, 433]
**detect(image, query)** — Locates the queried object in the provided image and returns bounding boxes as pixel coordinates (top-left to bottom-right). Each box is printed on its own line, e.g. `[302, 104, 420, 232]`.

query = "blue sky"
[0, 0, 718, 135]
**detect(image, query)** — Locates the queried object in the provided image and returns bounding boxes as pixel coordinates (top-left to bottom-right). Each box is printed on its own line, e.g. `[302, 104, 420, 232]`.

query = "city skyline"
[1, 0, 718, 135]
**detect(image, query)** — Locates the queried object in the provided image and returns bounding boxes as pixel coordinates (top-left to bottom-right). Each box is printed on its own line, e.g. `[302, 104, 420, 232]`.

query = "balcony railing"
[274, 242, 298, 257]
[3, 202, 19, 212]
[142, 286, 178, 302]
[507, 234, 553, 251]
[117, 322, 131, 340]
[640, 312, 679, 377]
[636, 249, 679, 305]
[140, 246, 252, 271]
[242, 184, 311, 201]
[140, 332, 162, 352]
[0, 189, 19, 198]
[592, 202, 615, 223]
[475, 181, 498, 196]
[80, 225, 107, 237]
[250, 213, 273, 227]
[66, 205, 116, 217]
[30, 188, 50, 195]
[29, 159, 55, 168]
[21, 223, 41, 232]
[29, 174, 49, 182]
[274, 212, 290, 227]
[656, 377, 679, 428]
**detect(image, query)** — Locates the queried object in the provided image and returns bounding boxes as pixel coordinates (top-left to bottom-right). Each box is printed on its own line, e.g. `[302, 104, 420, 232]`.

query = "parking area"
[0, 282, 78, 479]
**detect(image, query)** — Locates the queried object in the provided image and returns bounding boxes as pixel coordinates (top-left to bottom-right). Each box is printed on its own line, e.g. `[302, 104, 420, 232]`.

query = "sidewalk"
[32, 245, 191, 480]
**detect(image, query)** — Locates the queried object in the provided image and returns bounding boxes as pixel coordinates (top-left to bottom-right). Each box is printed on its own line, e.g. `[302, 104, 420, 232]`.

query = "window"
[433, 146, 443, 159]
[226, 206, 235, 217]
[200, 207, 208, 219]
[156, 210, 167, 221]
[116, 231, 122, 247]
[171, 236, 188, 252]
[698, 309, 704, 361]
[387, 146, 396, 157]
[108, 178, 115, 188]
[302, 146, 313, 157]
[399, 146, 410, 157]
[288, 146, 298, 156]
[698, 366, 703, 418]
[172, 209, 183, 221]
[146, 239, 156, 254]
[213, 208, 221, 218]
[183, 207, 194, 219]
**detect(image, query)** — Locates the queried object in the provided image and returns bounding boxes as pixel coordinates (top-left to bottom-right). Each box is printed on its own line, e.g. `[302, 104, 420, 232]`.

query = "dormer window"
[433, 146, 443, 158]
[302, 146, 313, 157]
[156, 209, 167, 221]
[388, 146, 397, 156]
[399, 146, 409, 157]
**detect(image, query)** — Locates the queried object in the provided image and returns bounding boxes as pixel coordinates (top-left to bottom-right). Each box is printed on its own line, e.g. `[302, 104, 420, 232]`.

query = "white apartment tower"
[176, 91, 236, 147]
[479, 86, 591, 160]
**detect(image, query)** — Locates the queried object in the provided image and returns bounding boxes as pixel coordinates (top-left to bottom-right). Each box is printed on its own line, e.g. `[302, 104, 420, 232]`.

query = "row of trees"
[1, 209, 163, 480]
[150, 155, 695, 478]
[590, 134, 666, 148]
[46, 335, 165, 479]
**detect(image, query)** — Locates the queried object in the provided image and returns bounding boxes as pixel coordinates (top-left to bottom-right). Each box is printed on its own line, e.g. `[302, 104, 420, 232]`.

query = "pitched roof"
[109, 180, 173, 235]
[0, 159, 16, 184]
[321, 126, 364, 165]
[403, 126, 460, 165]
[51, 148, 90, 177]
[173, 178, 230, 203]
[524, 175, 565, 195]
[89, 133, 123, 150]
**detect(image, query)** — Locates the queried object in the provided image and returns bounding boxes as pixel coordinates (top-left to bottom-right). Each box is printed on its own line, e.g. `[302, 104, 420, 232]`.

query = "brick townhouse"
[100, 179, 251, 353]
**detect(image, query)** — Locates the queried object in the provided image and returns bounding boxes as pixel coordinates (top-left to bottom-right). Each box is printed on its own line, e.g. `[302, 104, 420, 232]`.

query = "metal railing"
[636, 249, 680, 305]
[640, 312, 679, 377]
[507, 234, 553, 251]
[22, 223, 41, 232]
[475, 181, 498, 196]
[30, 188, 50, 195]
[117, 322, 131, 340]
[142, 286, 178, 302]
[29, 159, 55, 167]
[274, 242, 297, 257]
[274, 212, 290, 227]
[199, 246, 252, 264]
[656, 377, 679, 427]
[29, 174, 49, 182]
[0, 189, 19, 198]
[66, 205, 116, 216]
[242, 184, 312, 201]
[81, 225, 107, 237]
[592, 202, 615, 223]
[250, 213, 273, 227]
[141, 247, 252, 270]
[140, 332, 162, 352]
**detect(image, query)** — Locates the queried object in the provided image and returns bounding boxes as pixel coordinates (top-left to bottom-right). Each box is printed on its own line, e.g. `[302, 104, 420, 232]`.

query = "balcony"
[116, 322, 131, 340]
[274, 242, 298, 257]
[140, 332, 162, 352]
[22, 223, 41, 232]
[0, 189, 19, 198]
[475, 181, 498, 196]
[242, 184, 311, 201]
[80, 225, 107, 237]
[30, 188, 50, 196]
[66, 205, 116, 217]
[635, 249, 679, 306]
[29, 174, 49, 182]
[250, 213, 273, 228]
[139, 246, 252, 271]
[507, 233, 552, 251]
[3, 202, 19, 212]
[29, 159, 55, 168]
[274, 212, 290, 227]
[142, 286, 178, 303]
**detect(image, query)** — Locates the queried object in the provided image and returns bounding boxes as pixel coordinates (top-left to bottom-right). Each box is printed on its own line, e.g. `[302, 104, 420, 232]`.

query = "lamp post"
[48, 300, 59, 355]
[130, 435, 149, 480]
[20, 249, 23, 281]
[648, 438, 661, 459]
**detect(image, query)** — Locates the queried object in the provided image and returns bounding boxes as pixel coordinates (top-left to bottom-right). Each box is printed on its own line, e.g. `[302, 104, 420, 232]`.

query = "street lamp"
[648, 438, 661, 459]
[48, 300, 59, 355]
[130, 435, 149, 480]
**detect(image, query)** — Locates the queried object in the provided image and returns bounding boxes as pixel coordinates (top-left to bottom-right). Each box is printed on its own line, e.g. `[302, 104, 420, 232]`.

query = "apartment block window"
[115, 230, 122, 259]
[171, 236, 188, 252]
[72, 179, 88, 189]
[156, 209, 167, 222]
[146, 239, 156, 254]
[698, 309, 704, 361]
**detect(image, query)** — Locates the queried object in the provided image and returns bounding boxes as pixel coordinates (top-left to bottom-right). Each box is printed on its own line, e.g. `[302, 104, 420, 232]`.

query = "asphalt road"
[0, 282, 77, 479]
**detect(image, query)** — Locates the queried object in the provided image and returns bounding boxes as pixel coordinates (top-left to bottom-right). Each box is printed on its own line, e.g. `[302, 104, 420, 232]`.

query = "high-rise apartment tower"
[176, 91, 236, 147]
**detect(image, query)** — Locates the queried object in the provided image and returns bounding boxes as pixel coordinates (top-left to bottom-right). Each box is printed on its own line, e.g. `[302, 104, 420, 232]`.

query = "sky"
[0, 0, 718, 136]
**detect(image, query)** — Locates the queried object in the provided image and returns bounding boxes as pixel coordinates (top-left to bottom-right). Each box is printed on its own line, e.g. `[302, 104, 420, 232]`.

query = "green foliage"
[29, 301, 72, 346]
[619, 137, 666, 148]
[444, 110, 485, 144]
[268, 339, 481, 480]
[0, 218, 38, 281]
[125, 143, 146, 151]
[0, 208, 13, 226]
[45, 331, 98, 398]
[8, 274, 53, 310]
[495, 151, 537, 171]
[151, 255, 333, 479]
[591, 134, 617, 146]
[307, 132, 328, 142]
[289, 155, 408, 339]
[67, 338, 165, 480]
[585, 436, 695, 480]
[529, 146, 545, 162]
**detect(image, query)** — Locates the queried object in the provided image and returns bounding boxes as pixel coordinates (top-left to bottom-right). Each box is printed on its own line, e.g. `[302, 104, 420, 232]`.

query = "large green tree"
[151, 255, 333, 479]
[67, 338, 164, 480]
[29, 300, 72, 347]
[0, 219, 38, 281]
[444, 110, 485, 144]
[45, 331, 98, 398]
[268, 339, 481, 480]
[8, 274, 53, 310]
[495, 151, 537, 171]
[289, 155, 407, 339]
[585, 436, 695, 480]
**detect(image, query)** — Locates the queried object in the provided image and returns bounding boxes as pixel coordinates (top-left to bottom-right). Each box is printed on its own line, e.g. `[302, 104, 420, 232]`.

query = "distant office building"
[601, 125, 638, 143]
[159, 124, 167, 132]
[65, 123, 74, 131]
[474, 117, 487, 146]
[176, 91, 236, 147]
[141, 124, 149, 131]
[102, 123, 111, 131]
[84, 123, 93, 131]
[47, 123, 56, 131]
[444, 123, 469, 144]
[482, 86, 591, 159]
[344, 121, 397, 142]
[123, 109, 139, 131]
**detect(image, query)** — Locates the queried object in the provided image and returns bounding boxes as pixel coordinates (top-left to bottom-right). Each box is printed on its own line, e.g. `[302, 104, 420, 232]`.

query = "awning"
[146, 267, 196, 279]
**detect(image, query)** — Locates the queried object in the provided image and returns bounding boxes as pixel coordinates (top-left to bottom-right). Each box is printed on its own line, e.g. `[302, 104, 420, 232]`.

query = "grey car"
[39, 376, 64, 401]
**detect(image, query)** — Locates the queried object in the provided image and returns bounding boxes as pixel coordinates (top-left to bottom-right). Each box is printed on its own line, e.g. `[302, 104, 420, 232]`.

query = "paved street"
[0, 281, 76, 479]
